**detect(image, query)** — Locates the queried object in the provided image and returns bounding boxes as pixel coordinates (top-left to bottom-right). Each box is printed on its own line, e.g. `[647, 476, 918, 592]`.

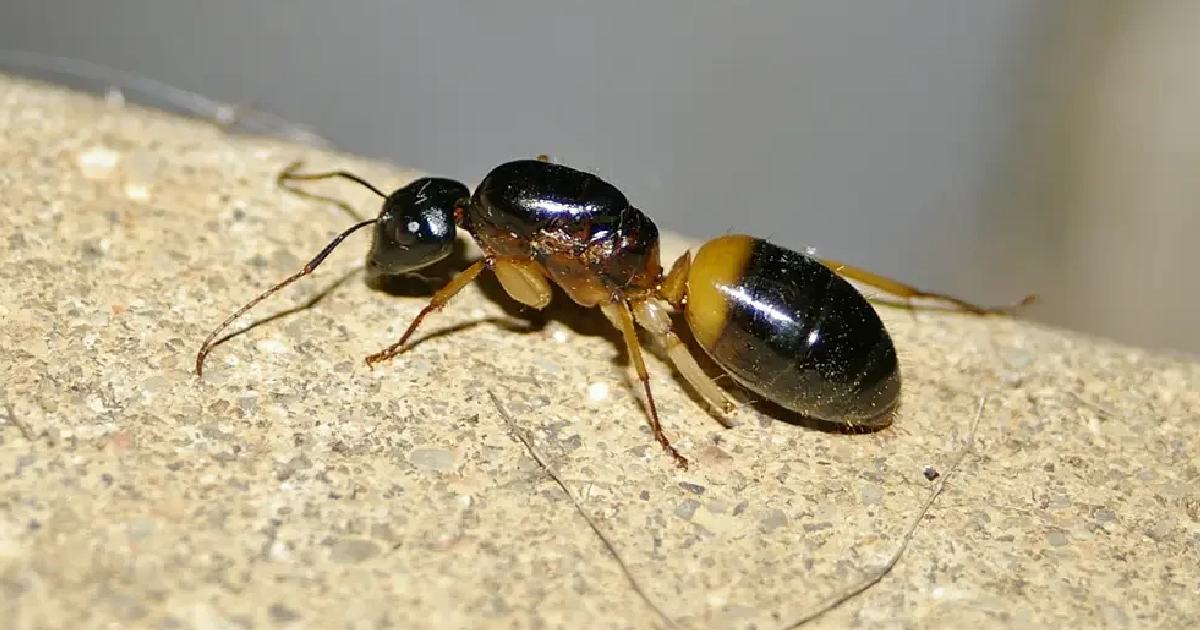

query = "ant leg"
[364, 259, 488, 367]
[657, 251, 690, 307]
[631, 298, 734, 425]
[491, 258, 552, 309]
[195, 218, 378, 376]
[662, 331, 736, 425]
[864, 295, 1036, 314]
[277, 161, 387, 221]
[603, 301, 689, 470]
[819, 257, 1036, 315]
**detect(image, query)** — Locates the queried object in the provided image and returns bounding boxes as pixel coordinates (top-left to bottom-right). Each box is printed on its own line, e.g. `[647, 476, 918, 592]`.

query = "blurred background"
[1, 1, 1195, 355]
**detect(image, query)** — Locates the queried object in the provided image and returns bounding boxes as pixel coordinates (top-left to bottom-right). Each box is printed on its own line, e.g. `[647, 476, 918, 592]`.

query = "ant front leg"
[367, 255, 553, 367]
[491, 258, 552, 309]
[364, 259, 489, 367]
[819, 257, 1036, 315]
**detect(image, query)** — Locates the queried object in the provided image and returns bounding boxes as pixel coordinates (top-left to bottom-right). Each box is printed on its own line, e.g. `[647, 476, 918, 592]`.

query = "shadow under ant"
[751, 397, 894, 435]
[365, 238, 470, 297]
[207, 238, 584, 362]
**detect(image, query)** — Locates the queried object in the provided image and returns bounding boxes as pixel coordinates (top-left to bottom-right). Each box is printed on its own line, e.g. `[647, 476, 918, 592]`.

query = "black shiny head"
[367, 177, 469, 278]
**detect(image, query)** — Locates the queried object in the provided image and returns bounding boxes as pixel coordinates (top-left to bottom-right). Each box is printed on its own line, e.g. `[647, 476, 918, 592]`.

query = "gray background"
[11, 1, 1182, 353]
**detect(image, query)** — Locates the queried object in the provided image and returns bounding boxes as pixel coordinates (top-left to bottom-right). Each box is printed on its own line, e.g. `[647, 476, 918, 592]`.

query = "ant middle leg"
[819, 257, 1036, 315]
[603, 301, 689, 470]
[631, 298, 735, 425]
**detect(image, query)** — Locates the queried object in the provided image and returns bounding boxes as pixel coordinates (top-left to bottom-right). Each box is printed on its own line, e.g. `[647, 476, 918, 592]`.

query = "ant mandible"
[196, 157, 1031, 470]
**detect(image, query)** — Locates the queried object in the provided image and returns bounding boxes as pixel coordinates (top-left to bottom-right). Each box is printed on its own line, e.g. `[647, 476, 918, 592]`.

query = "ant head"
[368, 177, 469, 278]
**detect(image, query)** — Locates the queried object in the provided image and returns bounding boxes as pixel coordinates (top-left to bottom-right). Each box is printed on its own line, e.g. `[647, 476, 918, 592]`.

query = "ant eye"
[389, 218, 421, 246]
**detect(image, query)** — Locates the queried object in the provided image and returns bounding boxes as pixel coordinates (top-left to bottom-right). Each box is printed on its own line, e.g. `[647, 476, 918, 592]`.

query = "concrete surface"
[1, 74, 1197, 629]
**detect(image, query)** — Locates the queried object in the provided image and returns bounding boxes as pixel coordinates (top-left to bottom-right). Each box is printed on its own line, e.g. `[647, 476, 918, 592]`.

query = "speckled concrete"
[1, 74, 1197, 630]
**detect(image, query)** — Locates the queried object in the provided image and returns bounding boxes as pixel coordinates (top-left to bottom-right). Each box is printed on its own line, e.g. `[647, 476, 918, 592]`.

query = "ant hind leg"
[819, 257, 1036, 315]
[662, 330, 736, 426]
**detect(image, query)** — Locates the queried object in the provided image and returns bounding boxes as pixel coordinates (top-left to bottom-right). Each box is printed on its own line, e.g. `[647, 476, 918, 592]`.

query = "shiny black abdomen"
[467, 160, 661, 294]
[711, 240, 900, 425]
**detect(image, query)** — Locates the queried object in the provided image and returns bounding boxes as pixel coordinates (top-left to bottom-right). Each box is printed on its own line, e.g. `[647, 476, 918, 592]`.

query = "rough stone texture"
[1, 74, 1198, 630]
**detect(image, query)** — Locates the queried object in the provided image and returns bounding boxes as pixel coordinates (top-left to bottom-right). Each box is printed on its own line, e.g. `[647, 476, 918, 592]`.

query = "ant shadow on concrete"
[369, 237, 623, 345]
[209, 238, 608, 362]
[206, 265, 365, 352]
[201, 239, 515, 359]
[751, 397, 895, 435]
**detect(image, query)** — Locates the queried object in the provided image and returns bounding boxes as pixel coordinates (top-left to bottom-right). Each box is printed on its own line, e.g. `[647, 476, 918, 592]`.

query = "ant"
[196, 157, 1031, 470]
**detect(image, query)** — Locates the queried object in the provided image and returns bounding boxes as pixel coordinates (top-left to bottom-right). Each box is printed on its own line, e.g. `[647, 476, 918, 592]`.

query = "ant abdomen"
[680, 235, 901, 427]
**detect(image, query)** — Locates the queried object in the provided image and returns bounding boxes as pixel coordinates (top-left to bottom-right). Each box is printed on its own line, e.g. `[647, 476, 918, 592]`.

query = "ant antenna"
[277, 161, 387, 221]
[195, 218, 377, 376]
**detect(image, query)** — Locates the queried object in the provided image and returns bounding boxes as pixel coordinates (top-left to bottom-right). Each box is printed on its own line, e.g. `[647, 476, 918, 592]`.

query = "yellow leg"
[819, 257, 1036, 315]
[364, 259, 488, 367]
[658, 251, 691, 307]
[491, 258, 552, 309]
[630, 297, 734, 424]
[607, 301, 689, 470]
[664, 331, 736, 424]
